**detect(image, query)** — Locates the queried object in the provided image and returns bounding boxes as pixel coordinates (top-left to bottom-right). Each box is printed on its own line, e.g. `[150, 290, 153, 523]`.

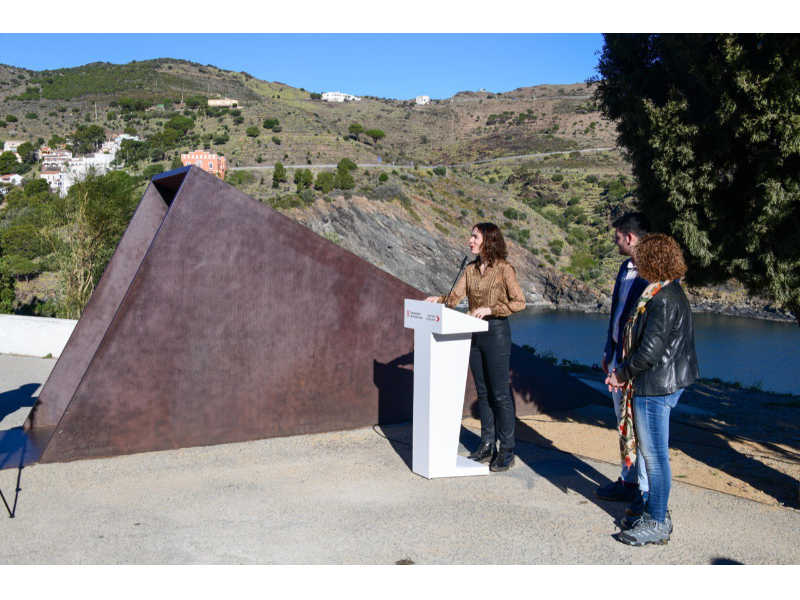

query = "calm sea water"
[508, 307, 800, 395]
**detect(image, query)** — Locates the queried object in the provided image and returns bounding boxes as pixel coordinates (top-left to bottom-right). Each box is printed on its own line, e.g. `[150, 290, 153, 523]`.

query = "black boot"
[490, 447, 515, 472]
[468, 442, 496, 463]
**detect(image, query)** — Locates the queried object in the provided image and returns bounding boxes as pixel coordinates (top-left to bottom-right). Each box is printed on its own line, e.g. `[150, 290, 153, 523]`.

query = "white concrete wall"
[0, 314, 77, 358]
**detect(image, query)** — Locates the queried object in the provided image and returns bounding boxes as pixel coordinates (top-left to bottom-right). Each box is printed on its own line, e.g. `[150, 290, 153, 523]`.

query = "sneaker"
[594, 478, 637, 502]
[618, 512, 671, 546]
[624, 508, 673, 534]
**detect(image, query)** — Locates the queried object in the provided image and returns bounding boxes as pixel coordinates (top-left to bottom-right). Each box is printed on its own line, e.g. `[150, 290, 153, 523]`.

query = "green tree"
[349, 123, 364, 139]
[2, 224, 45, 260]
[17, 142, 36, 164]
[294, 168, 313, 191]
[315, 171, 335, 194]
[71, 124, 106, 155]
[335, 163, 355, 190]
[0, 262, 15, 313]
[6, 115, 18, 123]
[4, 254, 40, 280]
[143, 164, 165, 179]
[43, 169, 141, 318]
[379, 172, 388, 182]
[246, 126, 259, 137]
[48, 134, 66, 147]
[592, 33, 800, 322]
[262, 118, 279, 130]
[365, 129, 386, 144]
[171, 155, 184, 170]
[0, 151, 18, 175]
[163, 115, 195, 136]
[273, 162, 287, 188]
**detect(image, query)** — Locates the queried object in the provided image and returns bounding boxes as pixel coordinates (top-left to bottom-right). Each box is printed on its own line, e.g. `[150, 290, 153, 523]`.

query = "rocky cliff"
[289, 195, 608, 311]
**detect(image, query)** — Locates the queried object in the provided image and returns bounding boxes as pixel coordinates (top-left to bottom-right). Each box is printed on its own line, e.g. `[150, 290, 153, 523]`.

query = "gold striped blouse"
[437, 259, 526, 317]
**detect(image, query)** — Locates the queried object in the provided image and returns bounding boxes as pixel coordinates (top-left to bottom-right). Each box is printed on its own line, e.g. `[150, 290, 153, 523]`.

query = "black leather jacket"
[615, 281, 699, 396]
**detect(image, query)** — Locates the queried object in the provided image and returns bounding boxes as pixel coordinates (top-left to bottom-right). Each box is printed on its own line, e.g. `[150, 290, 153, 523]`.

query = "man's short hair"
[612, 212, 651, 239]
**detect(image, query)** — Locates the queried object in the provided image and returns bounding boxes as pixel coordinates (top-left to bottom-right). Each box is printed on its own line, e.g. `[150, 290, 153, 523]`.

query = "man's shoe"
[489, 447, 515, 472]
[595, 478, 637, 502]
[467, 442, 496, 463]
[618, 512, 671, 546]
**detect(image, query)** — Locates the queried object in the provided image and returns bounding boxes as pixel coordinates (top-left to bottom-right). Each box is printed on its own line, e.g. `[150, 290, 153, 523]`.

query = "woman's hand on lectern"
[471, 307, 492, 319]
[424, 296, 440, 303]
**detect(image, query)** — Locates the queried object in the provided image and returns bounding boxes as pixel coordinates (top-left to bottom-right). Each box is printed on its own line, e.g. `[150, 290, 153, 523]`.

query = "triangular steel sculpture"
[17, 166, 604, 465]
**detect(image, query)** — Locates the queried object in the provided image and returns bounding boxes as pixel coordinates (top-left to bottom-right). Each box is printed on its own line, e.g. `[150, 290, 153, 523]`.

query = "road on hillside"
[228, 147, 617, 171]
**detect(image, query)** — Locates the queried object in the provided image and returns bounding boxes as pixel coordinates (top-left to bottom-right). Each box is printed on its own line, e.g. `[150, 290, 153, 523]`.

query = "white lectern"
[404, 299, 490, 479]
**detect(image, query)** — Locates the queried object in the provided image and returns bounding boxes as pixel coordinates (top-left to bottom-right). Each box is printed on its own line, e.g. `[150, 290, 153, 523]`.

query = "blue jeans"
[633, 389, 683, 523]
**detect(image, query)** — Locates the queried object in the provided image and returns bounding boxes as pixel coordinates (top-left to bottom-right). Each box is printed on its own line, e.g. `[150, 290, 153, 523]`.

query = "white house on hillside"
[2, 141, 25, 153]
[415, 96, 430, 105]
[322, 92, 361, 103]
[0, 174, 24, 187]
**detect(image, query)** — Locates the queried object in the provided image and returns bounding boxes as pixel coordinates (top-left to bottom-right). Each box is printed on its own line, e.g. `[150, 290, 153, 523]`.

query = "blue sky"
[0, 33, 604, 99]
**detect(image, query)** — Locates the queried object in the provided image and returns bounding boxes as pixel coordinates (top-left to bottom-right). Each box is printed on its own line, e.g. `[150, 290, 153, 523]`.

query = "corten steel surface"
[25, 169, 186, 434]
[17, 166, 601, 465]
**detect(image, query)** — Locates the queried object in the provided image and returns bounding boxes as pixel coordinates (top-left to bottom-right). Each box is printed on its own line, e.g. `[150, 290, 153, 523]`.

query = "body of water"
[509, 307, 800, 395]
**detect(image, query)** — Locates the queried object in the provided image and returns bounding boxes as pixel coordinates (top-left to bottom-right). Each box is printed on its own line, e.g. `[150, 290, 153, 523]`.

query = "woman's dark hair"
[474, 222, 508, 266]
[635, 233, 688, 282]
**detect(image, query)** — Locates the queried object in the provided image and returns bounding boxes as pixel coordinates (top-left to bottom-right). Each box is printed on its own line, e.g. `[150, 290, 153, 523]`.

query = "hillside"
[0, 58, 791, 321]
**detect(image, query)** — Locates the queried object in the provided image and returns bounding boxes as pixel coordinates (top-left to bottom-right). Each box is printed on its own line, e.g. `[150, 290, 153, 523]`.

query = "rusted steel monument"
[12, 166, 602, 465]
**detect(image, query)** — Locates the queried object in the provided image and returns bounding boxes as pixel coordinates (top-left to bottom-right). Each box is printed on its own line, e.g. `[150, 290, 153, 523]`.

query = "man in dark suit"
[595, 212, 651, 511]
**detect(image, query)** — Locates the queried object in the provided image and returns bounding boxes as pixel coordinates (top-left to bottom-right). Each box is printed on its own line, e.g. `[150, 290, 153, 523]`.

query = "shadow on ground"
[558, 371, 800, 509]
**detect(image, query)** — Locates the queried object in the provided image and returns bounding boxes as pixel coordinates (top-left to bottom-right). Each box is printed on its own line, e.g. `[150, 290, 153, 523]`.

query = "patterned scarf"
[618, 280, 671, 470]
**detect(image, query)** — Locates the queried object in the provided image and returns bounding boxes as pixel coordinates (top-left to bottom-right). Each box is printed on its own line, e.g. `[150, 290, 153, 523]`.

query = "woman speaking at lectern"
[424, 223, 526, 471]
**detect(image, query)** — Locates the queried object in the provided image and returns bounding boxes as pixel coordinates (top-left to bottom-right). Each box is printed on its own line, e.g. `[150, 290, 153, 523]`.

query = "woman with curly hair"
[425, 223, 526, 472]
[606, 233, 700, 546]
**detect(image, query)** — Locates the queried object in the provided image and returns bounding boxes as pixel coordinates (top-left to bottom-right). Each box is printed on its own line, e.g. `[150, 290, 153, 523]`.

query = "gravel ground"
[1, 355, 798, 564]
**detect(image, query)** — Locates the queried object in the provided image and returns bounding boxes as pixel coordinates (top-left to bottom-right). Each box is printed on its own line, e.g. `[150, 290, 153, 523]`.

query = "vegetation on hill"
[0, 56, 791, 321]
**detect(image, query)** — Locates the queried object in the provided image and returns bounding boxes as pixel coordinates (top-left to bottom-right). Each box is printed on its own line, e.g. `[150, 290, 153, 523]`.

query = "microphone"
[445, 256, 469, 308]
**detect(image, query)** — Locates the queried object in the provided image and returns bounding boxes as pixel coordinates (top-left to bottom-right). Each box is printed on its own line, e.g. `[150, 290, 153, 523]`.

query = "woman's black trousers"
[468, 317, 515, 449]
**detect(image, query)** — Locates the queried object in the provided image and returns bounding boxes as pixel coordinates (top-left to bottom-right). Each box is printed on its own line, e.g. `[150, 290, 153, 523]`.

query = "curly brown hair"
[635, 233, 688, 282]
[474, 222, 508, 266]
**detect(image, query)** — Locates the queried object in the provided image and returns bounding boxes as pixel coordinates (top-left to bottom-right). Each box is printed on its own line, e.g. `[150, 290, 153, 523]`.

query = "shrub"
[338, 158, 357, 171]
[143, 164, 165, 179]
[272, 136, 281, 145]
[315, 171, 335, 194]
[551, 173, 564, 182]
[25, 112, 38, 120]
[503, 207, 519, 220]
[585, 174, 599, 184]
[370, 184, 406, 202]
[379, 172, 388, 182]
[6, 115, 18, 122]
[246, 126, 259, 137]
[432, 166, 447, 177]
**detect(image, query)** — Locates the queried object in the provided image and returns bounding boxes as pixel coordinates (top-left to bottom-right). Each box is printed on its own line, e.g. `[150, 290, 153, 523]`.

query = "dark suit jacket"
[604, 258, 649, 364]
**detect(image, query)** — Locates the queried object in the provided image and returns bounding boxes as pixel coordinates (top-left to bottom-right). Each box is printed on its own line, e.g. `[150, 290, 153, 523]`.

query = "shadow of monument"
[0, 384, 40, 423]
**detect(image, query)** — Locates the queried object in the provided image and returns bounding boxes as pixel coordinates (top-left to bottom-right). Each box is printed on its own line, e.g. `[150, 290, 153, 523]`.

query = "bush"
[25, 112, 38, 120]
[338, 158, 357, 171]
[370, 184, 406, 202]
[503, 207, 519, 220]
[246, 126, 259, 137]
[143, 164, 165, 179]
[551, 173, 564, 182]
[272, 136, 281, 145]
[585, 174, 599, 184]
[432, 166, 447, 176]
[379, 172, 388, 182]
[262, 118, 280, 130]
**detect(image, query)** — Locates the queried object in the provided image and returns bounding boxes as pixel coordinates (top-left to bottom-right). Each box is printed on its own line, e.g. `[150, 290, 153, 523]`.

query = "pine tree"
[592, 34, 800, 323]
